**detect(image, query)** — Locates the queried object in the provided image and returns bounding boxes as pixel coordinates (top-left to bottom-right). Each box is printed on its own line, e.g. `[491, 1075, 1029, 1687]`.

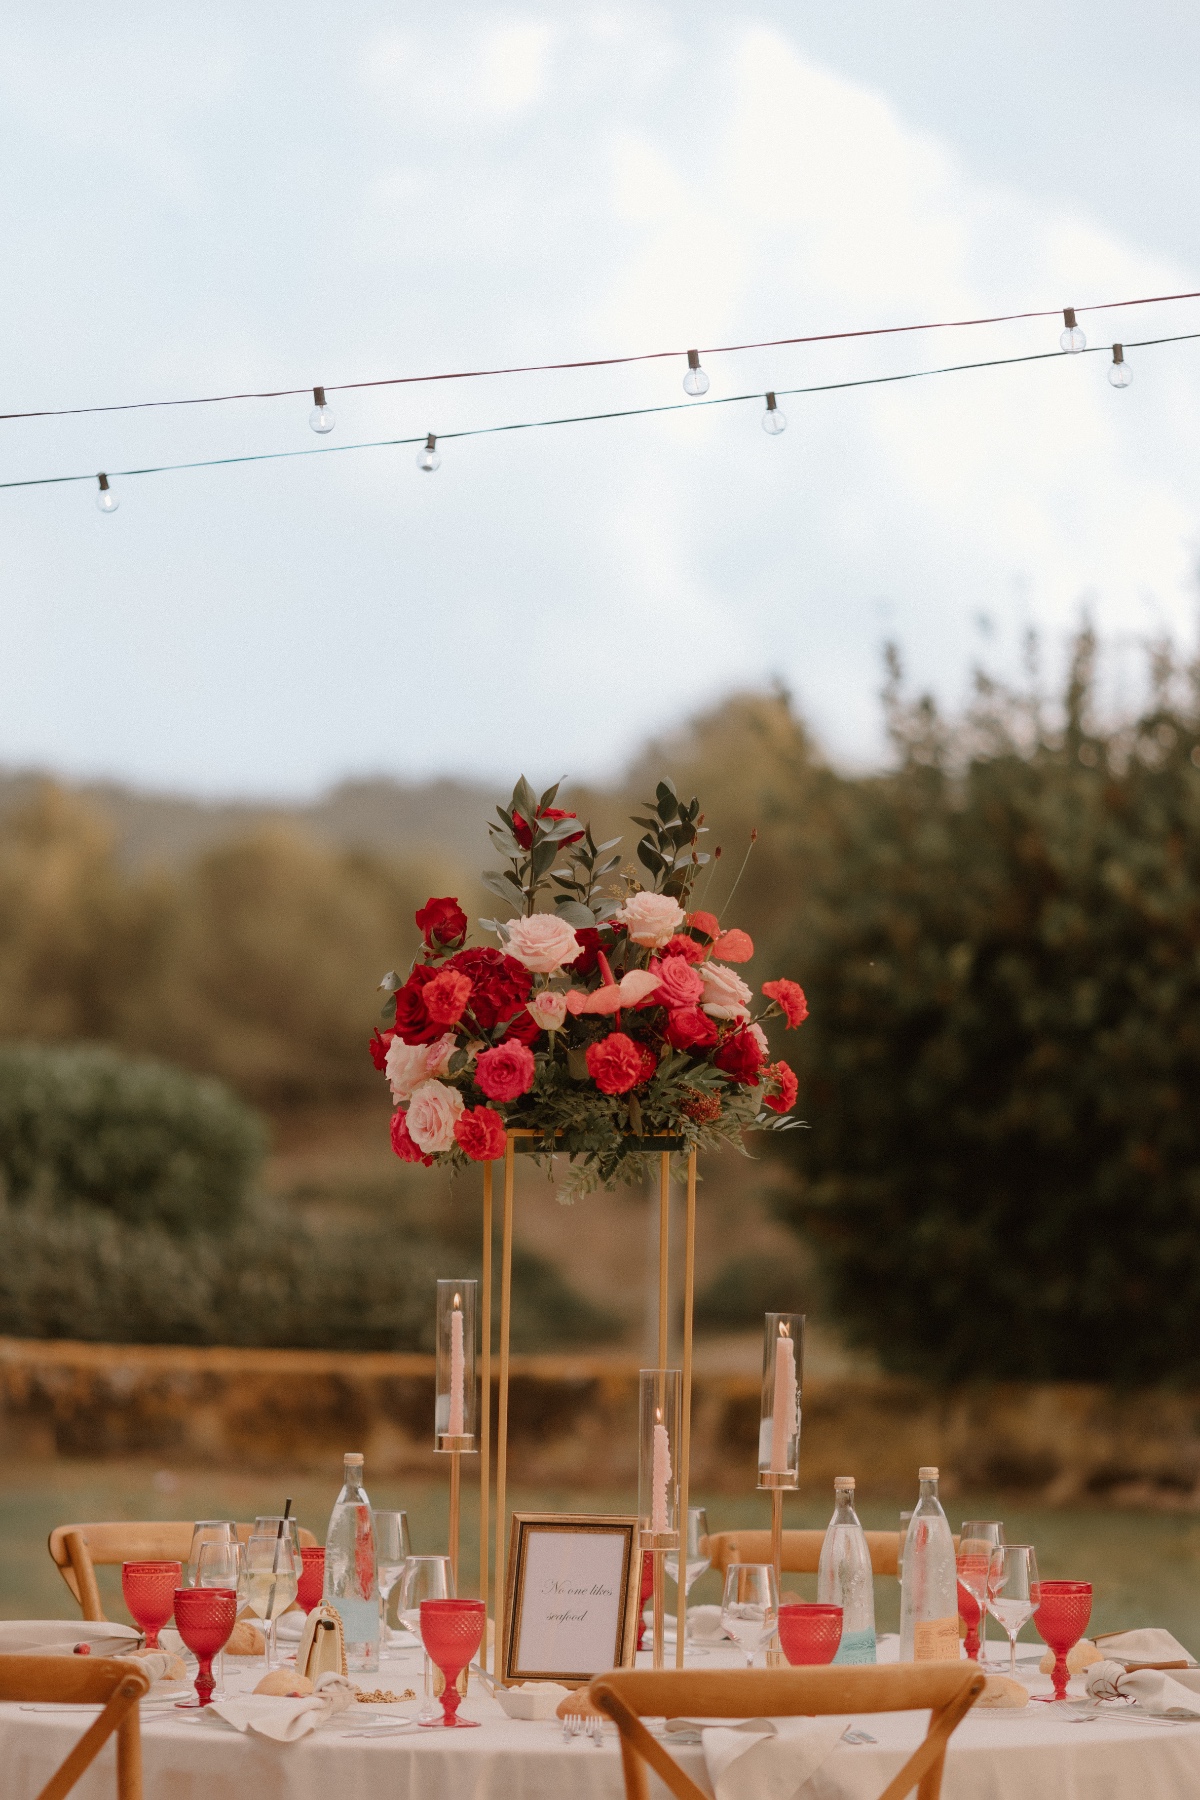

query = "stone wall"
[1, 1336, 1198, 1504]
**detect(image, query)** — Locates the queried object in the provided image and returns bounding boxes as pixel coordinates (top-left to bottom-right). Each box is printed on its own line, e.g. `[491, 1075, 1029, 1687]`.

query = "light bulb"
[309, 385, 335, 433]
[682, 348, 709, 397]
[1059, 306, 1086, 354]
[95, 472, 118, 513]
[1108, 343, 1132, 389]
[417, 432, 441, 472]
[761, 391, 787, 435]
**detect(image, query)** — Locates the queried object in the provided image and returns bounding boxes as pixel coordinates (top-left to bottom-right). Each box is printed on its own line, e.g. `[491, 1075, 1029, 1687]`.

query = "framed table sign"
[501, 1513, 641, 1686]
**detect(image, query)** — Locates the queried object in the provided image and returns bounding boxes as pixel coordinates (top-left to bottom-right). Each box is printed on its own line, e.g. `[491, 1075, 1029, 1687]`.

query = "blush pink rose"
[384, 1032, 458, 1103]
[616, 892, 686, 948]
[527, 990, 569, 1031]
[406, 1079, 465, 1153]
[504, 914, 581, 973]
[700, 961, 753, 1021]
[651, 955, 704, 1008]
[475, 1041, 537, 1103]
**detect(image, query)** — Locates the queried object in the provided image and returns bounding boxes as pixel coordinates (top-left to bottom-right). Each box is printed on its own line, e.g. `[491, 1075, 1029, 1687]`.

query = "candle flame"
[453, 1292, 461, 1310]
[778, 1320, 789, 1338]
[655, 1407, 662, 1424]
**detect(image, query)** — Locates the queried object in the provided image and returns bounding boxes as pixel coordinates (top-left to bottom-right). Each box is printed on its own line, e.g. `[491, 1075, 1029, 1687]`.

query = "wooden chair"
[589, 1664, 986, 1800]
[706, 1529, 904, 1579]
[48, 1522, 318, 1621]
[0, 1654, 150, 1800]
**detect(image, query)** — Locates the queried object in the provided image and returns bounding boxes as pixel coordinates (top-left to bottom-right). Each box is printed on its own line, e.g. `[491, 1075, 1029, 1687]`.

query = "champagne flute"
[196, 1539, 242, 1695]
[959, 1519, 1003, 1663]
[239, 1533, 299, 1671]
[374, 1511, 412, 1643]
[399, 1555, 454, 1725]
[720, 1564, 778, 1669]
[986, 1544, 1040, 1679]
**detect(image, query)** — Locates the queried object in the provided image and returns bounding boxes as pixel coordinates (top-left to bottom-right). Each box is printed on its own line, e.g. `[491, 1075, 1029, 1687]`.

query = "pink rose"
[616, 891, 686, 948]
[384, 1033, 457, 1102]
[475, 1041, 536, 1103]
[504, 914, 581, 974]
[700, 961, 753, 1020]
[527, 991, 568, 1031]
[406, 1079, 465, 1153]
[651, 955, 704, 1008]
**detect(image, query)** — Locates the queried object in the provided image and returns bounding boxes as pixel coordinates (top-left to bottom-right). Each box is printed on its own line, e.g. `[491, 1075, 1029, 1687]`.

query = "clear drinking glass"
[666, 1507, 710, 1599]
[959, 1520, 1003, 1663]
[720, 1563, 779, 1669]
[375, 1510, 412, 1640]
[238, 1533, 299, 1670]
[897, 1511, 913, 1586]
[196, 1538, 242, 1695]
[186, 1520, 239, 1587]
[255, 1516, 303, 1557]
[986, 1544, 1040, 1679]
[398, 1554, 455, 1724]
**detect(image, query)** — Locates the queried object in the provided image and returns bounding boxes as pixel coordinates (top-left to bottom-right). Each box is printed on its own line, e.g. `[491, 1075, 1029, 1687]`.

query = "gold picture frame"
[500, 1513, 641, 1687]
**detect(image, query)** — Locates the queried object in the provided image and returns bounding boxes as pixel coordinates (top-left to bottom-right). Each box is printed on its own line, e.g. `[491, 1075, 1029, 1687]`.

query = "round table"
[3, 1634, 1199, 1800]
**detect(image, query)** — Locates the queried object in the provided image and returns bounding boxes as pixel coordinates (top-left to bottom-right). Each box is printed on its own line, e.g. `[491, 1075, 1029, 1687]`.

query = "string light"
[309, 386, 335, 434]
[1060, 307, 1086, 353]
[761, 391, 787, 435]
[1108, 343, 1132, 388]
[417, 433, 441, 472]
[95, 473, 118, 513]
[682, 350, 709, 397]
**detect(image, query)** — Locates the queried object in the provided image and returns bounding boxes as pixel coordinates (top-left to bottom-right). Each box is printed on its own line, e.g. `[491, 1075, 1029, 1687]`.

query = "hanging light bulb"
[416, 433, 441, 472]
[309, 385, 335, 433]
[1108, 343, 1132, 389]
[1059, 307, 1086, 353]
[761, 391, 787, 435]
[682, 349, 709, 396]
[95, 472, 119, 514]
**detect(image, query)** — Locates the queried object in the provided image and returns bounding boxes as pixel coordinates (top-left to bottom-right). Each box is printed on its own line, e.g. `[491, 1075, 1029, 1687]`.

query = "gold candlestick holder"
[639, 1368, 681, 1670]
[757, 1312, 805, 1600]
[435, 1279, 478, 1593]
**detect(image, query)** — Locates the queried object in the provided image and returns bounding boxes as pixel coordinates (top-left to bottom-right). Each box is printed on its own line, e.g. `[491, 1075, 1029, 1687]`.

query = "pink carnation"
[475, 1041, 536, 1103]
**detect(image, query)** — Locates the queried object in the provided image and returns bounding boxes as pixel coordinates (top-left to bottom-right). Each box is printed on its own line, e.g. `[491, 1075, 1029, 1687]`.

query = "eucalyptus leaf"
[537, 780, 562, 811]
[482, 870, 525, 906]
[512, 775, 538, 820]
[377, 970, 402, 992]
[554, 899, 597, 928]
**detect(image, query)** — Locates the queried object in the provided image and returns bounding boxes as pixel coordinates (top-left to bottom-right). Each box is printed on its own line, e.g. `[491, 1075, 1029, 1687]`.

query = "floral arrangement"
[371, 777, 807, 1194]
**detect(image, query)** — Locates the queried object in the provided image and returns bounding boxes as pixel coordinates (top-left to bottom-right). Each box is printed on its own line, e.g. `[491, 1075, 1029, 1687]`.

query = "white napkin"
[1092, 1629, 1195, 1666]
[0, 1621, 141, 1656]
[274, 1611, 307, 1643]
[688, 1606, 731, 1644]
[701, 1716, 847, 1800]
[1085, 1661, 1200, 1719]
[209, 1673, 357, 1742]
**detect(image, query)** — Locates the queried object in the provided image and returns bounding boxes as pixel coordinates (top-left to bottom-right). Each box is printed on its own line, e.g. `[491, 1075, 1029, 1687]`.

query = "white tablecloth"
[3, 1635, 1200, 1800]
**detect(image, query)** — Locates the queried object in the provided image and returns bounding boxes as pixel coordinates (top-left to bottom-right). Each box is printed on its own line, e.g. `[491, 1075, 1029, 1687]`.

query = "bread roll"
[1039, 1639, 1101, 1674]
[254, 1670, 314, 1697]
[226, 1620, 266, 1656]
[975, 1675, 1029, 1708]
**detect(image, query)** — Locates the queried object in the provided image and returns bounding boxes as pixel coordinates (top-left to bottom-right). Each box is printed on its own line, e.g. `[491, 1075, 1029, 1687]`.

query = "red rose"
[714, 928, 754, 963]
[391, 1109, 433, 1165]
[512, 806, 585, 851]
[713, 1026, 765, 1084]
[445, 947, 532, 1030]
[633, 1041, 658, 1085]
[501, 1006, 542, 1046]
[762, 979, 808, 1028]
[393, 965, 442, 1044]
[687, 910, 720, 940]
[662, 934, 706, 966]
[652, 955, 705, 1008]
[415, 896, 468, 948]
[665, 1006, 718, 1051]
[568, 927, 605, 975]
[454, 1105, 507, 1161]
[422, 969, 473, 1028]
[763, 1060, 799, 1114]
[586, 1032, 645, 1095]
[369, 1028, 394, 1071]
[476, 1041, 536, 1103]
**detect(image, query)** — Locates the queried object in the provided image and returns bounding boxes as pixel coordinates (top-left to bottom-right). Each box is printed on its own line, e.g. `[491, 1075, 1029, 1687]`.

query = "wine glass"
[196, 1539, 242, 1696]
[185, 1521, 239, 1587]
[666, 1507, 710, 1605]
[419, 1600, 485, 1728]
[897, 1511, 913, 1587]
[721, 1564, 779, 1669]
[255, 1516, 302, 1558]
[959, 1520, 1003, 1663]
[238, 1533, 299, 1670]
[399, 1555, 454, 1724]
[986, 1544, 1040, 1679]
[297, 1546, 326, 1614]
[1034, 1581, 1093, 1702]
[121, 1561, 180, 1650]
[778, 1603, 843, 1666]
[174, 1586, 237, 1708]
[374, 1511, 412, 1639]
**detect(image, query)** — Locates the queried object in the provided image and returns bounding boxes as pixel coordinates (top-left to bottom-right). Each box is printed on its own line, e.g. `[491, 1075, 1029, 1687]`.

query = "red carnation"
[445, 947, 532, 1030]
[393, 964, 442, 1044]
[762, 979, 808, 1028]
[422, 969, 473, 1028]
[415, 896, 468, 948]
[369, 1028, 394, 1071]
[665, 1006, 718, 1051]
[687, 910, 720, 940]
[476, 1041, 536, 1103]
[454, 1105, 508, 1161]
[714, 928, 754, 964]
[633, 1041, 659, 1085]
[713, 1026, 766, 1085]
[763, 1060, 799, 1114]
[662, 934, 706, 966]
[512, 806, 585, 851]
[586, 1032, 646, 1095]
[391, 1109, 433, 1165]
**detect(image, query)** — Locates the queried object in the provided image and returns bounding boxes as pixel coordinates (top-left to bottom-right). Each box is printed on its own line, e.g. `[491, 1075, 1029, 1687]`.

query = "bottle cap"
[344, 1452, 364, 1465]
[834, 1476, 855, 1488]
[918, 1466, 938, 1480]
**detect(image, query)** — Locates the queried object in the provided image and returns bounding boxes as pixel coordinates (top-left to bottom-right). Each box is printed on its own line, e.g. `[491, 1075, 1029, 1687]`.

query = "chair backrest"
[0, 1654, 151, 1800]
[48, 1522, 318, 1620]
[706, 1529, 904, 1578]
[589, 1664, 985, 1800]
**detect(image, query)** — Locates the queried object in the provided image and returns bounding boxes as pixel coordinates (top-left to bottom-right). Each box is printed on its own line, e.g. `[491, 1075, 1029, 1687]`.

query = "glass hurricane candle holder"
[757, 1313, 804, 1490]
[638, 1369, 682, 1551]
[435, 1280, 478, 1452]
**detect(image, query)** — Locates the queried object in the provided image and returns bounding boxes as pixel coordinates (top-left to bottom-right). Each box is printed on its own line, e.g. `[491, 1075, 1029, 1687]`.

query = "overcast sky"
[4, 2, 1200, 797]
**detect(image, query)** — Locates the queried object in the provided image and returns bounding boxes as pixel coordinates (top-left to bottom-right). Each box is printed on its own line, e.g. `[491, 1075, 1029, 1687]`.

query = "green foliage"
[0, 1043, 264, 1234]
[694, 1252, 810, 1333]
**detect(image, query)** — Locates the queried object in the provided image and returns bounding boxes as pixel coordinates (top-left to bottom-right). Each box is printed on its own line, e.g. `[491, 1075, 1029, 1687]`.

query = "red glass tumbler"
[121, 1561, 180, 1651]
[297, 1546, 326, 1614]
[419, 1599, 486, 1728]
[1033, 1581, 1092, 1702]
[174, 1586, 237, 1708]
[778, 1603, 843, 1666]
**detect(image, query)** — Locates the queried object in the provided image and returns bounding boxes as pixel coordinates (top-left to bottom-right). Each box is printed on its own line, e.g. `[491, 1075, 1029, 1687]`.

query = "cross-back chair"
[589, 1664, 985, 1800]
[48, 1522, 317, 1621]
[0, 1654, 150, 1800]
[705, 1528, 905, 1579]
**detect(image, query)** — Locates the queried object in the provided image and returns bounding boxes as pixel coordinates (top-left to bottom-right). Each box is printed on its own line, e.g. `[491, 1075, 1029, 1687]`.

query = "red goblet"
[778, 1603, 843, 1666]
[957, 1578, 982, 1662]
[173, 1586, 237, 1708]
[1033, 1581, 1092, 1702]
[121, 1561, 180, 1651]
[419, 1599, 486, 1728]
[297, 1546, 326, 1614]
[637, 1550, 654, 1651]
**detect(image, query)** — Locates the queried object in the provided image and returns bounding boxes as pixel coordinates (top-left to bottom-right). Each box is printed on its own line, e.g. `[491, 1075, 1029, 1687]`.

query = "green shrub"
[0, 1044, 264, 1234]
[694, 1252, 810, 1333]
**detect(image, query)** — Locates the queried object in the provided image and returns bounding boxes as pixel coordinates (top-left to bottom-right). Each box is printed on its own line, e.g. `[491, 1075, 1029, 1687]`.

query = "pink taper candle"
[448, 1294, 465, 1436]
[651, 1414, 672, 1533]
[769, 1323, 796, 1473]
